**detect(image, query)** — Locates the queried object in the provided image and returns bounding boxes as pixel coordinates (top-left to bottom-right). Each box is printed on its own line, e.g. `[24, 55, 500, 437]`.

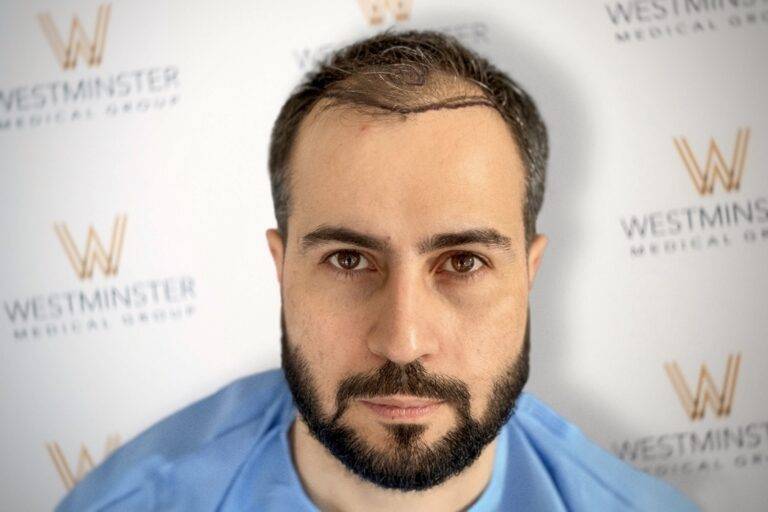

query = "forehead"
[288, 104, 526, 245]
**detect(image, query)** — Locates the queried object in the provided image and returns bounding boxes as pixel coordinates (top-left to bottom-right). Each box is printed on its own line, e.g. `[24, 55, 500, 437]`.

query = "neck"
[289, 417, 498, 512]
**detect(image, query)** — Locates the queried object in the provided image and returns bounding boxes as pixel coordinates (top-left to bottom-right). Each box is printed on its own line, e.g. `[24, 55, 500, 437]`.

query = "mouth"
[358, 395, 445, 420]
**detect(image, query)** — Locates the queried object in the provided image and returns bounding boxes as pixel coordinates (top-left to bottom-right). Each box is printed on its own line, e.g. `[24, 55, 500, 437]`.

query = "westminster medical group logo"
[674, 128, 750, 196]
[38, 4, 111, 70]
[55, 214, 126, 280]
[1, 215, 197, 341]
[0, 3, 181, 132]
[293, 0, 488, 71]
[613, 353, 768, 478]
[293, 0, 416, 70]
[604, 0, 768, 44]
[619, 127, 767, 258]
[46, 434, 121, 490]
[357, 0, 413, 25]
[664, 353, 741, 421]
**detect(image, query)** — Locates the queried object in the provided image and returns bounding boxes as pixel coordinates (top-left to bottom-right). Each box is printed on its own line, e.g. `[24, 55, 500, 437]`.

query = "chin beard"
[280, 309, 530, 491]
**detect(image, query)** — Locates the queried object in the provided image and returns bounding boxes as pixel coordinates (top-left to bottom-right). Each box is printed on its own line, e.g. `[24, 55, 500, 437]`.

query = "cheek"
[449, 271, 527, 356]
[284, 256, 375, 349]
[283, 281, 372, 409]
[446, 280, 528, 418]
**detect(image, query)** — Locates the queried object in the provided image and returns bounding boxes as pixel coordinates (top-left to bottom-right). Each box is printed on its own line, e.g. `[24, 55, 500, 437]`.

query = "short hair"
[268, 30, 548, 248]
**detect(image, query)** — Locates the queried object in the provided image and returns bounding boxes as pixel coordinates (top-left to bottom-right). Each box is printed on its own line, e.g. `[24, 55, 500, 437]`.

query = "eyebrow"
[418, 229, 512, 254]
[299, 225, 513, 255]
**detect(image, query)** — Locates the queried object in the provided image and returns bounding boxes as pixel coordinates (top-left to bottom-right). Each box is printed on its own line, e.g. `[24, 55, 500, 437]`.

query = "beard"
[280, 308, 530, 491]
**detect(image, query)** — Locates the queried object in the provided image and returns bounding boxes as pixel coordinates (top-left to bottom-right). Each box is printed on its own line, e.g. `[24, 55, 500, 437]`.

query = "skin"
[266, 101, 547, 511]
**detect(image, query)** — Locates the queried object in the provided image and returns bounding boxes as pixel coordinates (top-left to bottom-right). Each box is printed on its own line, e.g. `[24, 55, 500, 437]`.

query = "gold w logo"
[673, 128, 750, 195]
[357, 0, 413, 25]
[54, 215, 127, 280]
[38, 4, 111, 70]
[664, 354, 741, 421]
[46, 434, 121, 490]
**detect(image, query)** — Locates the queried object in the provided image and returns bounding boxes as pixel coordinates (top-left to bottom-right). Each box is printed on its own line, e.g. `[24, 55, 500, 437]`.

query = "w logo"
[673, 128, 750, 195]
[46, 434, 121, 490]
[357, 0, 413, 25]
[664, 354, 741, 421]
[54, 215, 127, 280]
[37, 4, 111, 70]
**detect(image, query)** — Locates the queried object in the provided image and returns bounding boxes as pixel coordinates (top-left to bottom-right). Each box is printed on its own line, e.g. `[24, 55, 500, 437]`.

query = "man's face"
[267, 103, 546, 489]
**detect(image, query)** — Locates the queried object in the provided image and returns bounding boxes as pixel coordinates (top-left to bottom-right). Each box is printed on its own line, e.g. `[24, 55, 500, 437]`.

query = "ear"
[265, 228, 286, 285]
[526, 234, 547, 290]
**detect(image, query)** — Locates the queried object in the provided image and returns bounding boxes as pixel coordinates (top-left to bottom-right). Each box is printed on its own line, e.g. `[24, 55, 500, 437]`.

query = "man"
[57, 31, 698, 511]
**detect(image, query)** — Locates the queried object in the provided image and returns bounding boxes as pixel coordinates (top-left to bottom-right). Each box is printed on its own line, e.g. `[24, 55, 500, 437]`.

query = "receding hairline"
[290, 73, 517, 168]
[314, 70, 497, 117]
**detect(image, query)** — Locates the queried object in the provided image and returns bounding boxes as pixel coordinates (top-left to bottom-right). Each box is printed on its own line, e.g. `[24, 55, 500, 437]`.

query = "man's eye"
[327, 250, 372, 272]
[438, 252, 486, 277]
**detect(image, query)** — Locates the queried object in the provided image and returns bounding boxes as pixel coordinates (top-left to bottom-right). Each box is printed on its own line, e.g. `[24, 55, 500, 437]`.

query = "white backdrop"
[1, 0, 767, 510]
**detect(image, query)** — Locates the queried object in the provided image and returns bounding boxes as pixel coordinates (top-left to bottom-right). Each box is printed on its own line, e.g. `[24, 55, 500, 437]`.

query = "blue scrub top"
[56, 369, 699, 511]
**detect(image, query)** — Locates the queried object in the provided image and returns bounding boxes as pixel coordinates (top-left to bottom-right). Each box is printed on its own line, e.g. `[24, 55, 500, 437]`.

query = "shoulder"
[56, 369, 294, 512]
[508, 393, 700, 511]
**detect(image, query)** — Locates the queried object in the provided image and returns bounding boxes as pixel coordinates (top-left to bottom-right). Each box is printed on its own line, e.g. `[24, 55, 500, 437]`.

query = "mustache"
[333, 360, 471, 422]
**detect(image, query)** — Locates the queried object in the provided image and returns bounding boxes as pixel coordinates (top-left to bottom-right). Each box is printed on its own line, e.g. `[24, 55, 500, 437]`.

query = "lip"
[359, 396, 444, 420]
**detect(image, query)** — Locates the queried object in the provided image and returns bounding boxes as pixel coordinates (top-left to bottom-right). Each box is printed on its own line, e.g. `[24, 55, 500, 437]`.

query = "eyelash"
[322, 250, 489, 283]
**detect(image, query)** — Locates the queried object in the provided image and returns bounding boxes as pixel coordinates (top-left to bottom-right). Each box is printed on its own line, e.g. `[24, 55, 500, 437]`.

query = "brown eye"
[451, 253, 476, 273]
[328, 250, 370, 271]
[439, 252, 486, 276]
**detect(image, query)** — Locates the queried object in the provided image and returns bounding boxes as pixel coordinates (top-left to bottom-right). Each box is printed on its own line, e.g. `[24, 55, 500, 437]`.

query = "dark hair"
[268, 30, 548, 247]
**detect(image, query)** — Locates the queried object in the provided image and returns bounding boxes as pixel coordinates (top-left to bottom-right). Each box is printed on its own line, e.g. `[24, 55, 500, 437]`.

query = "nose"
[365, 266, 439, 366]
